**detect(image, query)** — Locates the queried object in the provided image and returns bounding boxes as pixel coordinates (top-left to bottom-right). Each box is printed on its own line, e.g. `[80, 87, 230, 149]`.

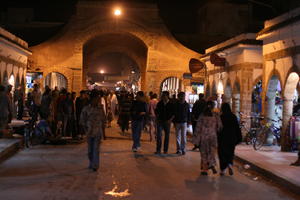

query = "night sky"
[1, 0, 300, 52]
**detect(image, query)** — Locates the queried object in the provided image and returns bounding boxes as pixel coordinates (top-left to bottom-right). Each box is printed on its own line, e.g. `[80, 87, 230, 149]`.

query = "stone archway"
[29, 1, 201, 94]
[82, 33, 147, 90]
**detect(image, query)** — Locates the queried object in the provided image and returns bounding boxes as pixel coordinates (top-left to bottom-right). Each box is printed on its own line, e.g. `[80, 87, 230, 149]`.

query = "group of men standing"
[130, 90, 198, 155]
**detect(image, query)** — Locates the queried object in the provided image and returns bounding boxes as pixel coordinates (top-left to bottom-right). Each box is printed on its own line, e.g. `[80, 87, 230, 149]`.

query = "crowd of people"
[0, 84, 244, 174]
[3, 83, 299, 174]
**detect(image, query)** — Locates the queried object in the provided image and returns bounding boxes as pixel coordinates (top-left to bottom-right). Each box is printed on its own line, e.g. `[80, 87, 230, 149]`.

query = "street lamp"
[114, 8, 122, 16]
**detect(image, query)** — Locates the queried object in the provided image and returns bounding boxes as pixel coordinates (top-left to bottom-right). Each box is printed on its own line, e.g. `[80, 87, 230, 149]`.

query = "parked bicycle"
[239, 112, 263, 145]
[253, 118, 281, 150]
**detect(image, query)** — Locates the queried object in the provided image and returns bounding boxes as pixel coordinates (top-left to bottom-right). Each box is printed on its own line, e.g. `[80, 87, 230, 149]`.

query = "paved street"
[0, 123, 298, 200]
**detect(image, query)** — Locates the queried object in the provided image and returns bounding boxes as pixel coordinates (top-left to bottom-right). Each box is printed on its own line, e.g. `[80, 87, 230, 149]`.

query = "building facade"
[0, 27, 31, 90]
[257, 7, 300, 151]
[199, 8, 300, 151]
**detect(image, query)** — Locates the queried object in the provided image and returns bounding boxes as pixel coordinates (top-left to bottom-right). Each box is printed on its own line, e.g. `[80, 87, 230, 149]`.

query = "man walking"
[80, 90, 106, 171]
[155, 91, 173, 154]
[173, 92, 191, 155]
[130, 91, 147, 152]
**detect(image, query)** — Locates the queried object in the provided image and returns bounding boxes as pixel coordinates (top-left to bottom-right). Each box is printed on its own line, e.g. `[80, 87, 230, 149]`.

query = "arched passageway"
[44, 72, 68, 90]
[83, 33, 148, 91]
[160, 77, 181, 97]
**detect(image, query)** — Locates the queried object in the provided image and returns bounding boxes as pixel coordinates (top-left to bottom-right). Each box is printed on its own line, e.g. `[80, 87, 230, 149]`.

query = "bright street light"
[114, 8, 122, 16]
[100, 70, 104, 74]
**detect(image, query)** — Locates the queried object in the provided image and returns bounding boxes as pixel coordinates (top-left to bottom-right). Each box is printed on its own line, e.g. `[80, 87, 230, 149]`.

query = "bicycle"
[253, 118, 281, 150]
[239, 112, 263, 145]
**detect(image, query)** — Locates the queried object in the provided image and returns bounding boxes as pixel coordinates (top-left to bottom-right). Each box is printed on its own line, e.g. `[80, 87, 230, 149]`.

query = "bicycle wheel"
[245, 133, 252, 145]
[254, 128, 267, 150]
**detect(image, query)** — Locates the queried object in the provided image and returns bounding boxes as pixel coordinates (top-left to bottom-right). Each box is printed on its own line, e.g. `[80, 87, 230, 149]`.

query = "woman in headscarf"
[194, 101, 222, 175]
[218, 103, 242, 175]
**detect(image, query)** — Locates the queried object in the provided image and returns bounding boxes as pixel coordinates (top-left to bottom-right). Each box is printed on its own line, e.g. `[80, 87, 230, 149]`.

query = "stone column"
[232, 93, 240, 116]
[265, 96, 276, 121]
[281, 98, 294, 151]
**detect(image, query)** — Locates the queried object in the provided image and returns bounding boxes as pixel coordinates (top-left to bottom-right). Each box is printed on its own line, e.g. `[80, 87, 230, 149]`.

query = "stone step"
[0, 139, 22, 164]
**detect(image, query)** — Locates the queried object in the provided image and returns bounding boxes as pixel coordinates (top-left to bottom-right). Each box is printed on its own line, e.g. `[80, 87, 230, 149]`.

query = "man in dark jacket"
[131, 91, 147, 152]
[191, 93, 206, 150]
[173, 92, 191, 155]
[154, 91, 173, 154]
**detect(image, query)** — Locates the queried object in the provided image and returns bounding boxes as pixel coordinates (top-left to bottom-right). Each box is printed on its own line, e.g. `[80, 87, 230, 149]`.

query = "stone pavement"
[235, 144, 300, 195]
[0, 123, 298, 200]
[0, 120, 300, 199]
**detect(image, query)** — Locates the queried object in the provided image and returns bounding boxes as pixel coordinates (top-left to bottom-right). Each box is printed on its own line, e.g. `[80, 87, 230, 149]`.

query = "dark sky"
[1, 0, 300, 51]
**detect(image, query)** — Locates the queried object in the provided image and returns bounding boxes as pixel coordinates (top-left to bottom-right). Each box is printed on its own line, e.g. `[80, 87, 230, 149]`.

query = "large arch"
[82, 33, 148, 89]
[29, 1, 201, 94]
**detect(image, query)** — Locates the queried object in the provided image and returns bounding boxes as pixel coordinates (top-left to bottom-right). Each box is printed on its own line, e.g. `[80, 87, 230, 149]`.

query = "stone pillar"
[281, 98, 294, 151]
[265, 96, 276, 121]
[232, 93, 240, 116]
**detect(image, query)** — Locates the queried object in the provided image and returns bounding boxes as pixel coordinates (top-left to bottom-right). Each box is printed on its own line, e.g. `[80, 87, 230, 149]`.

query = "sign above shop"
[189, 58, 205, 73]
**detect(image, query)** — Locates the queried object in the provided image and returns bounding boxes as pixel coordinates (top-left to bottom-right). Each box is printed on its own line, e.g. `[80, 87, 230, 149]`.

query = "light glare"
[114, 9, 121, 16]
